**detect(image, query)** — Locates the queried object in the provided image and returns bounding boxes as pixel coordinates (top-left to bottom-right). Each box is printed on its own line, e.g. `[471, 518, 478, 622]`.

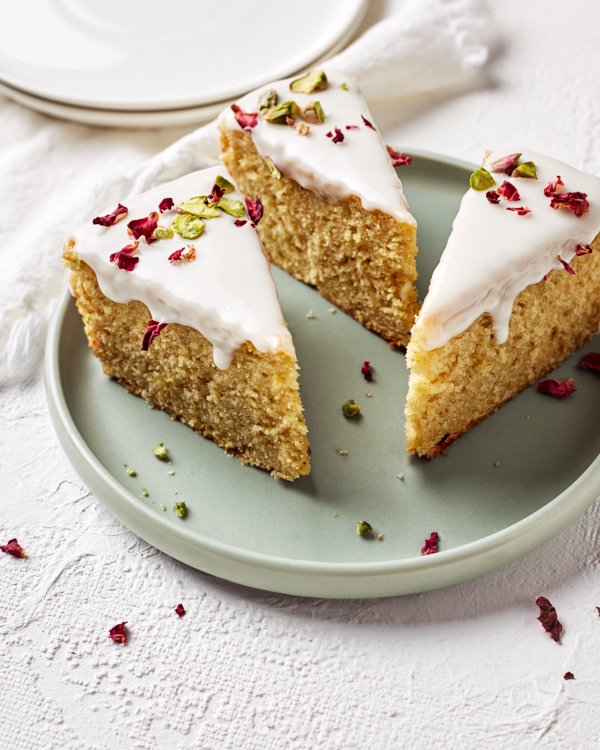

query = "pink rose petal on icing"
[420, 532, 439, 555]
[110, 252, 139, 271]
[498, 181, 520, 201]
[575, 243, 592, 256]
[93, 204, 128, 227]
[109, 622, 127, 644]
[550, 191, 589, 218]
[141, 320, 167, 351]
[168, 245, 196, 263]
[326, 127, 344, 143]
[361, 115, 376, 131]
[577, 352, 600, 372]
[486, 190, 500, 204]
[537, 378, 576, 399]
[175, 604, 186, 617]
[544, 175, 564, 197]
[208, 183, 225, 205]
[168, 248, 185, 263]
[558, 257, 576, 275]
[506, 206, 532, 216]
[231, 104, 258, 130]
[1, 538, 25, 558]
[386, 146, 412, 167]
[245, 195, 263, 225]
[128, 212, 159, 244]
[234, 220, 247, 227]
[345, 125, 359, 130]
[159, 198, 174, 213]
[490, 153, 521, 175]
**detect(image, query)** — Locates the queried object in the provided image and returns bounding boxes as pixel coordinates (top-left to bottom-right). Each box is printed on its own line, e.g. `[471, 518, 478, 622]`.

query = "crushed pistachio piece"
[173, 502, 187, 518]
[378, 533, 384, 541]
[340, 83, 349, 91]
[306, 310, 314, 319]
[396, 473, 403, 479]
[259, 88, 278, 111]
[265, 157, 282, 179]
[342, 399, 360, 418]
[214, 174, 235, 194]
[172, 214, 205, 239]
[301, 101, 325, 124]
[152, 443, 168, 459]
[495, 462, 500, 467]
[152, 226, 174, 241]
[178, 197, 220, 219]
[333, 513, 338, 517]
[160, 504, 166, 511]
[328, 308, 335, 313]
[357, 521, 373, 537]
[290, 69, 328, 94]
[470, 168, 496, 191]
[127, 469, 136, 477]
[62, 245, 81, 271]
[263, 100, 300, 124]
[218, 197, 246, 217]
[141, 489, 148, 497]
[513, 161, 537, 179]
[168, 470, 174, 476]
[339, 450, 348, 456]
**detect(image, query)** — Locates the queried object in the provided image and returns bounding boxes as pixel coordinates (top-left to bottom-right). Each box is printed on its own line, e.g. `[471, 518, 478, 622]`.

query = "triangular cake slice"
[63, 166, 310, 480]
[218, 68, 419, 346]
[405, 150, 600, 457]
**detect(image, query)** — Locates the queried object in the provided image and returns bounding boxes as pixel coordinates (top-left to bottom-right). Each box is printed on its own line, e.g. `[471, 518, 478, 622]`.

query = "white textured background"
[3, 3, 600, 748]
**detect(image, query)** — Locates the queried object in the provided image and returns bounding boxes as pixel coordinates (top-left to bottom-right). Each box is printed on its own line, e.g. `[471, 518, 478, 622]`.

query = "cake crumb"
[396, 473, 403, 480]
[378, 533, 384, 541]
[141, 489, 148, 497]
[160, 504, 166, 511]
[526, 414, 530, 419]
[328, 307, 336, 314]
[306, 310, 314, 319]
[339, 450, 348, 455]
[495, 462, 499, 467]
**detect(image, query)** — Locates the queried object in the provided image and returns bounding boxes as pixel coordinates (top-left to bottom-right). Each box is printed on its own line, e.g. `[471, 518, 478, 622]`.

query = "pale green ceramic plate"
[46, 151, 600, 599]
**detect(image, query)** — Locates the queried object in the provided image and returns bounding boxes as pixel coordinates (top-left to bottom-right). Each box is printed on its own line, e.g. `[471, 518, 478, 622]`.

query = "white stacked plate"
[0, 0, 368, 127]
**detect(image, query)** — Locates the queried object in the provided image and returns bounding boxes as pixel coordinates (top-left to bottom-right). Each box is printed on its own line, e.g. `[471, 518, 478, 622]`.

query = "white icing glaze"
[70, 166, 294, 369]
[415, 150, 600, 351]
[218, 68, 415, 226]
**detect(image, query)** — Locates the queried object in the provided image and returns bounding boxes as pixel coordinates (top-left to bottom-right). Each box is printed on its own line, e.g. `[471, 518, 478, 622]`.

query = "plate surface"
[0, 0, 367, 112]
[46, 151, 600, 598]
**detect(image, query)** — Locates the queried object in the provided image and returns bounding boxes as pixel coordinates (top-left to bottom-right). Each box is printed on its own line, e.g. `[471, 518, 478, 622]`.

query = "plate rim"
[46, 150, 600, 598]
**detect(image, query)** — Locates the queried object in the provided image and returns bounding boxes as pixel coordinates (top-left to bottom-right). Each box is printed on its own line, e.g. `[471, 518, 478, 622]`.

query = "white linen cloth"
[0, 0, 492, 381]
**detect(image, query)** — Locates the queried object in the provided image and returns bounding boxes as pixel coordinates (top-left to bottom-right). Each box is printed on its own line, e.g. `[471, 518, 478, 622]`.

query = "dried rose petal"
[169, 244, 196, 264]
[498, 181, 520, 201]
[597, 606, 600, 617]
[208, 183, 225, 205]
[159, 198, 174, 213]
[110, 251, 139, 271]
[326, 127, 344, 143]
[558, 257, 576, 275]
[537, 378, 576, 399]
[1, 539, 25, 558]
[577, 352, 600, 372]
[361, 361, 372, 381]
[544, 175, 564, 197]
[168, 248, 185, 263]
[234, 220, 247, 227]
[564, 672, 575, 680]
[93, 204, 128, 227]
[141, 320, 167, 351]
[506, 206, 532, 216]
[128, 212, 159, 244]
[245, 195, 263, 225]
[486, 190, 500, 204]
[345, 125, 359, 130]
[536, 597, 562, 642]
[175, 604, 186, 618]
[109, 240, 139, 265]
[361, 115, 376, 131]
[490, 153, 521, 175]
[386, 146, 412, 167]
[109, 622, 127, 644]
[550, 191, 590, 218]
[575, 243, 592, 256]
[420, 532, 439, 555]
[231, 104, 258, 130]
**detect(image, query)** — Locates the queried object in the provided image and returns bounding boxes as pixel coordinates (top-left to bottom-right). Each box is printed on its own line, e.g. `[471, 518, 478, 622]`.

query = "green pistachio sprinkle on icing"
[172, 214, 205, 239]
[290, 69, 328, 94]
[342, 399, 360, 418]
[470, 168, 496, 191]
[152, 226, 174, 240]
[341, 83, 349, 91]
[127, 469, 136, 476]
[168, 470, 174, 475]
[263, 101, 300, 124]
[218, 198, 246, 217]
[302, 101, 325, 124]
[173, 502, 186, 517]
[142, 489, 148, 496]
[357, 521, 373, 537]
[177, 197, 220, 219]
[513, 161, 537, 179]
[214, 175, 235, 194]
[265, 157, 282, 179]
[259, 88, 278, 111]
[152, 443, 168, 459]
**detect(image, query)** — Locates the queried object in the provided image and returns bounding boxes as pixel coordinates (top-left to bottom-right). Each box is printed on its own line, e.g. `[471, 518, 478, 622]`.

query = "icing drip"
[70, 166, 293, 369]
[218, 68, 415, 226]
[415, 150, 600, 351]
